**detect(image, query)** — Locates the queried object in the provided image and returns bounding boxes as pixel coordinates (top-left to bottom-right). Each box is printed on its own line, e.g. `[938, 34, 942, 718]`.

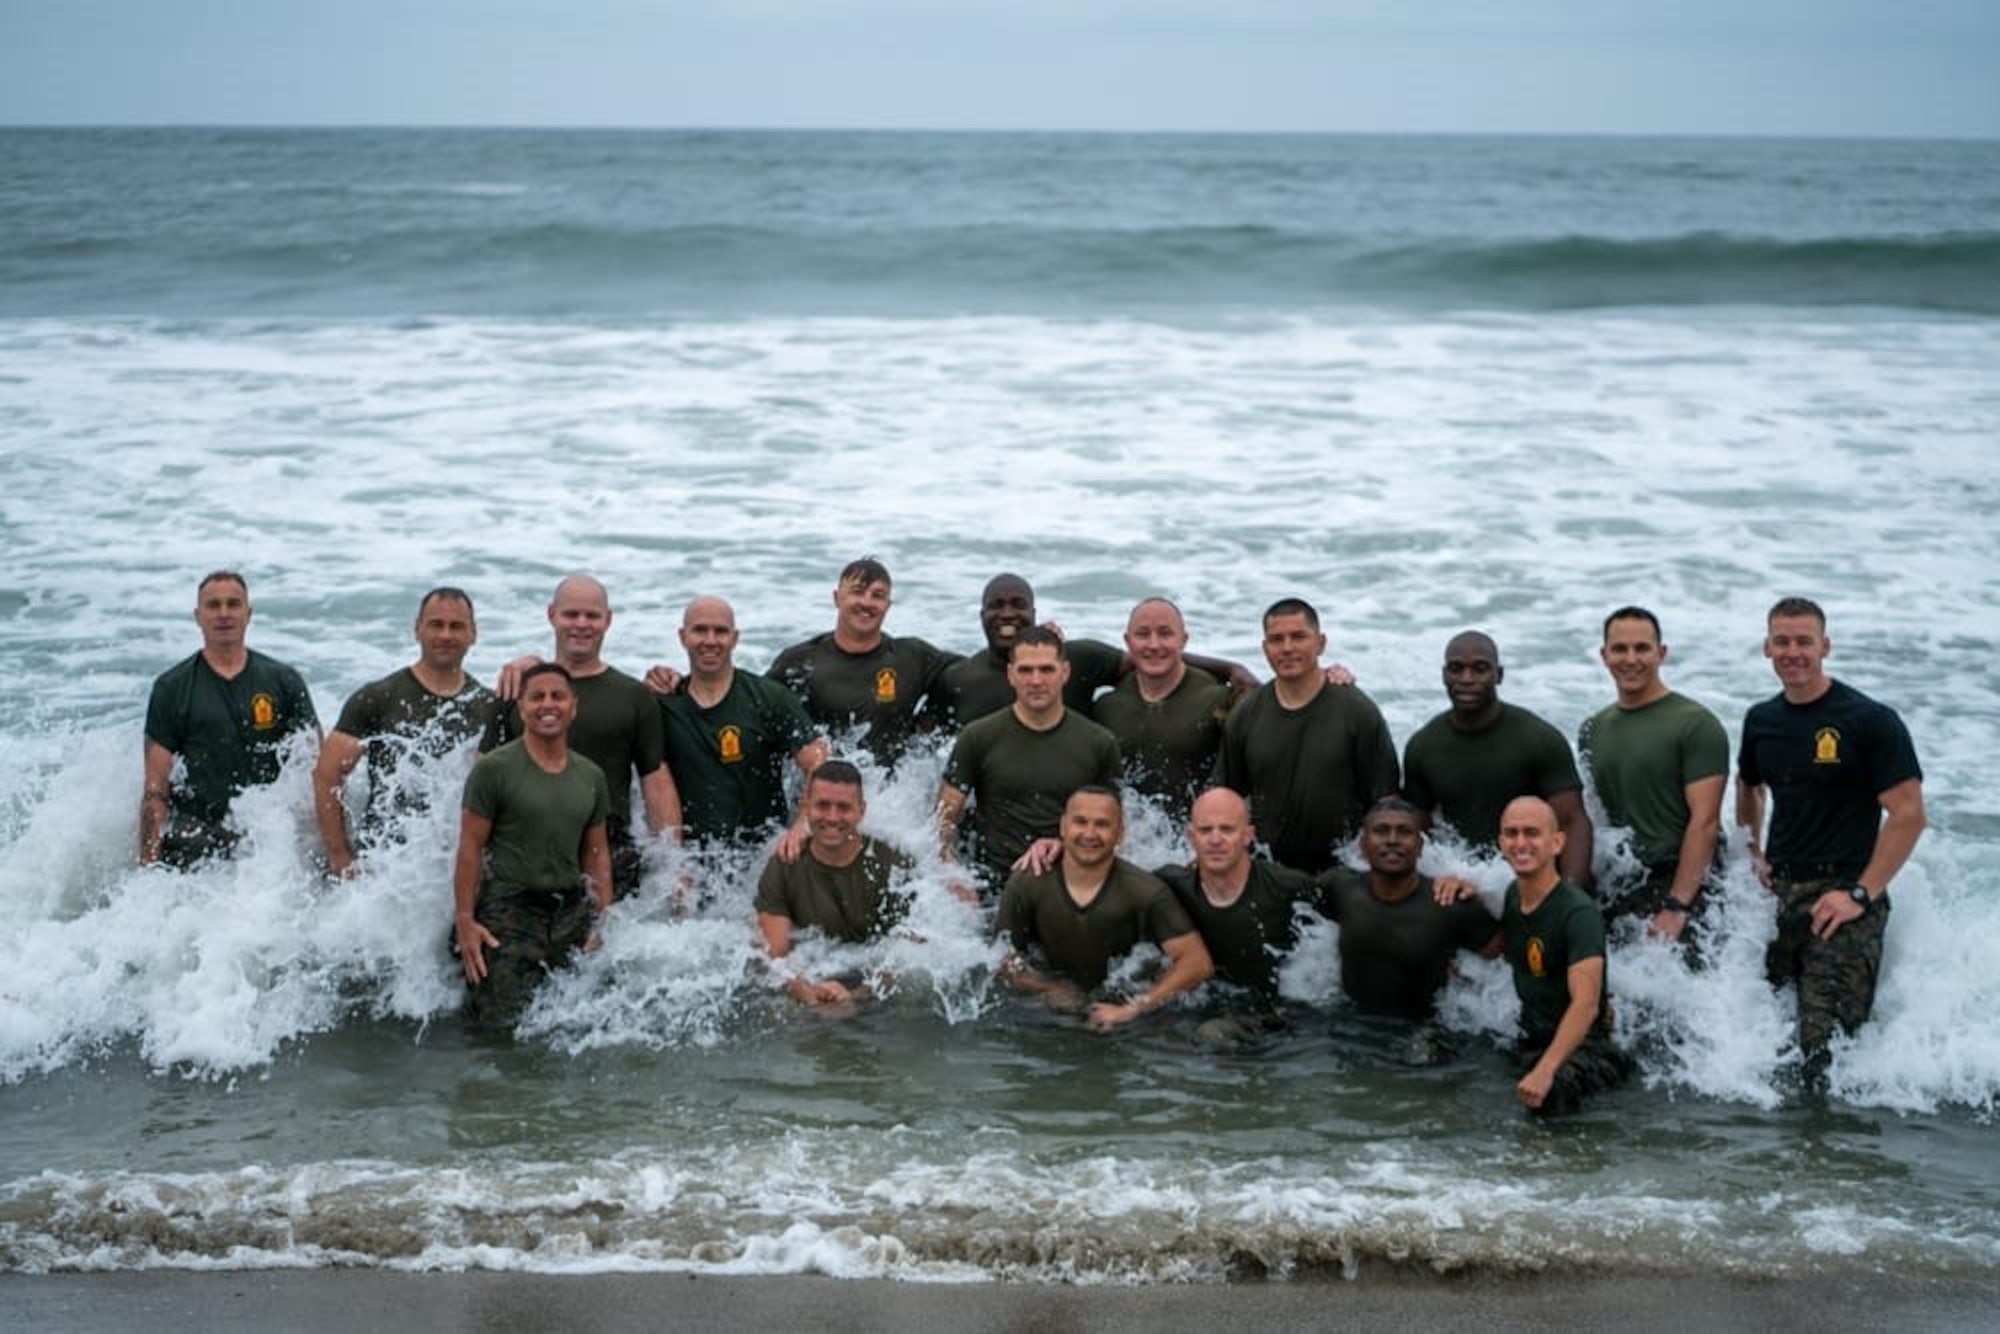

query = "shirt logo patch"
[1814, 727, 1842, 765]
[1526, 937, 1547, 978]
[718, 725, 744, 765]
[251, 693, 277, 729]
[874, 668, 898, 703]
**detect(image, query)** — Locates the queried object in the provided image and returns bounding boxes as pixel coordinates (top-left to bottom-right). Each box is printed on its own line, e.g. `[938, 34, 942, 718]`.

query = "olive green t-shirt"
[1502, 878, 1609, 1045]
[462, 740, 611, 899]
[930, 637, 1125, 730]
[753, 835, 916, 943]
[1154, 860, 1324, 1003]
[662, 670, 817, 845]
[332, 666, 496, 833]
[1215, 683, 1400, 874]
[943, 708, 1123, 882]
[996, 858, 1196, 991]
[1093, 671, 1234, 820]
[767, 631, 955, 766]
[1578, 692, 1729, 869]
[484, 665, 665, 841]
[145, 648, 320, 827]
[1402, 703, 1581, 851]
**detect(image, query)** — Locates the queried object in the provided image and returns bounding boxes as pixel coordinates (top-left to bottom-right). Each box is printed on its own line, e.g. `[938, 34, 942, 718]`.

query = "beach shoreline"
[7, 1270, 2000, 1333]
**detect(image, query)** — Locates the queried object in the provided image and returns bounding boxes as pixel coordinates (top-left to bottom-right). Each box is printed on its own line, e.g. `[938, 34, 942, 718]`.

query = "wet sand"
[7, 1270, 1999, 1333]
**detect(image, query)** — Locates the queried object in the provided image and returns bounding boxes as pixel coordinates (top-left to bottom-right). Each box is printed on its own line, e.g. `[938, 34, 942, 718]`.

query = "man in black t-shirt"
[1737, 597, 1926, 1086]
[314, 586, 496, 876]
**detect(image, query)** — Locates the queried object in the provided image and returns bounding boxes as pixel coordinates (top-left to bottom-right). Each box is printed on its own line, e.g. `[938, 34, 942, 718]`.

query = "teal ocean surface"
[0, 128, 1996, 1283]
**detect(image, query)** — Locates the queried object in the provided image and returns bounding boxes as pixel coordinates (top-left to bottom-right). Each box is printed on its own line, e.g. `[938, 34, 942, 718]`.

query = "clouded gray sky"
[3, 1, 1995, 137]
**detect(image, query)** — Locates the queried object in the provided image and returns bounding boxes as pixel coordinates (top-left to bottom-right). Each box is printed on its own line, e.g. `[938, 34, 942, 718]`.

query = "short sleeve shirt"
[996, 858, 1196, 991]
[1402, 703, 1582, 850]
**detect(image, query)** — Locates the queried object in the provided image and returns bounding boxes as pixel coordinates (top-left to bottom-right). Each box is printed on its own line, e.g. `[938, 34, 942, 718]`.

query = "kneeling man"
[1499, 795, 1630, 1115]
[755, 761, 917, 1006]
[454, 664, 613, 1031]
[996, 786, 1212, 1031]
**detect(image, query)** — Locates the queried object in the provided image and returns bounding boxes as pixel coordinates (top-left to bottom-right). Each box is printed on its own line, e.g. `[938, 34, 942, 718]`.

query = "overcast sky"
[3, 1, 1995, 137]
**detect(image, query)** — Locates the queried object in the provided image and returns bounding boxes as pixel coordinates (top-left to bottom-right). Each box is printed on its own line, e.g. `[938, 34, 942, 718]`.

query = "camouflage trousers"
[1517, 1029, 1633, 1118]
[464, 887, 595, 1032]
[1766, 877, 1889, 1079]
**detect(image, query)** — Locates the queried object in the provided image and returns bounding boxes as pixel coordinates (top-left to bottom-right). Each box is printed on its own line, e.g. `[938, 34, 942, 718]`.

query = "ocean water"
[1, 128, 1997, 1283]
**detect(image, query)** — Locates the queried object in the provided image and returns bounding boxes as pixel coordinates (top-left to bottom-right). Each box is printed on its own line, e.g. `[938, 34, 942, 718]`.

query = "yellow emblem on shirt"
[1814, 727, 1841, 765]
[1526, 937, 1547, 978]
[718, 725, 744, 764]
[251, 693, 277, 729]
[874, 667, 898, 703]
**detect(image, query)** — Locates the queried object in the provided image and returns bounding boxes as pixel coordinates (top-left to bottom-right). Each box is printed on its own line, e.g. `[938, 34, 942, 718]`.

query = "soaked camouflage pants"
[464, 888, 594, 1032]
[1517, 1030, 1633, 1118]
[1766, 877, 1888, 1081]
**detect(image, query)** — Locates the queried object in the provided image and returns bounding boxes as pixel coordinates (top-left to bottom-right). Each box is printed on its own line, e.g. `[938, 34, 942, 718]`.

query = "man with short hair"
[1498, 796, 1630, 1116]
[1317, 797, 1500, 1024]
[755, 761, 918, 1007]
[141, 570, 320, 867]
[1737, 597, 1925, 1086]
[768, 557, 955, 768]
[936, 626, 1122, 890]
[1402, 630, 1593, 884]
[996, 786, 1213, 1031]
[454, 663, 613, 1031]
[1215, 598, 1399, 874]
[1578, 607, 1729, 948]
[315, 587, 496, 876]
[1092, 598, 1237, 823]
[484, 574, 681, 899]
[660, 595, 827, 848]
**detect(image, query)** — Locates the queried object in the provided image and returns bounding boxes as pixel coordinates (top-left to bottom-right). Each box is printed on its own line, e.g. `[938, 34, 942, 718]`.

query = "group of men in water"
[141, 559, 1926, 1110]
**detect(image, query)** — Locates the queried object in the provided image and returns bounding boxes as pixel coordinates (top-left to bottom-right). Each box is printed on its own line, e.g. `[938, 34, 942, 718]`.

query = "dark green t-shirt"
[462, 740, 611, 899]
[930, 637, 1126, 730]
[1215, 683, 1400, 874]
[753, 835, 916, 943]
[943, 708, 1122, 882]
[1578, 692, 1729, 869]
[1402, 703, 1582, 851]
[662, 670, 816, 845]
[1155, 860, 1323, 1003]
[484, 665, 665, 841]
[1093, 671, 1233, 820]
[1502, 878, 1608, 1045]
[767, 631, 956, 766]
[996, 858, 1196, 991]
[332, 666, 496, 834]
[1320, 871, 1498, 1021]
[145, 649, 320, 827]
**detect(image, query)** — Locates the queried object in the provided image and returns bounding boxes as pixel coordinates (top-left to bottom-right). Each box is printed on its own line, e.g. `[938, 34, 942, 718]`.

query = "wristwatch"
[1840, 881, 1873, 914]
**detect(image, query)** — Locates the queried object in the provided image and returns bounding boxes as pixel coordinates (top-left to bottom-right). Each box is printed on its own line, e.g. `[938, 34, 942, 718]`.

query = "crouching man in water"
[1499, 796, 1631, 1116]
[995, 786, 1212, 1032]
[454, 663, 612, 1032]
[755, 761, 918, 1008]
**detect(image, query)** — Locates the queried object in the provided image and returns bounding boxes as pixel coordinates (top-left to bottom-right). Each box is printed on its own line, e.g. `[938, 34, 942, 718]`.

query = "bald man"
[484, 574, 682, 897]
[660, 595, 828, 848]
[1498, 796, 1629, 1116]
[1092, 598, 1237, 822]
[1402, 630, 1593, 883]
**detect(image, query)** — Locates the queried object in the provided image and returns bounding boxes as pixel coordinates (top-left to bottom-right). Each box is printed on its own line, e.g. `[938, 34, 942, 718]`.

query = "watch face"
[1848, 887, 1871, 907]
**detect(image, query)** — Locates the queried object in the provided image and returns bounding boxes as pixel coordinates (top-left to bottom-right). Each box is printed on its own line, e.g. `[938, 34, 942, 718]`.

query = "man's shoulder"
[244, 647, 309, 687]
[1057, 709, 1119, 745]
[1404, 709, 1457, 750]
[858, 835, 918, 877]
[150, 650, 207, 691]
[1108, 857, 1170, 897]
[1499, 701, 1565, 739]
